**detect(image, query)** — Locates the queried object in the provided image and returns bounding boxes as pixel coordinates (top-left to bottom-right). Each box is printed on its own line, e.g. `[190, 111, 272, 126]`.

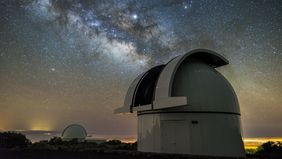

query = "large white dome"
[61, 124, 87, 141]
[114, 49, 245, 157]
[114, 49, 238, 113]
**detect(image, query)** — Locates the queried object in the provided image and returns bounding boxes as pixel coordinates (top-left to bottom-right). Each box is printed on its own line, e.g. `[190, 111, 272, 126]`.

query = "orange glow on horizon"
[243, 137, 282, 150]
[113, 137, 282, 147]
[0, 122, 8, 131]
[29, 120, 52, 131]
[118, 137, 282, 148]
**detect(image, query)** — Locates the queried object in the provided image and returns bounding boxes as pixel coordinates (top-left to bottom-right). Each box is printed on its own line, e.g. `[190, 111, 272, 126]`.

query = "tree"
[0, 131, 31, 148]
[256, 141, 282, 154]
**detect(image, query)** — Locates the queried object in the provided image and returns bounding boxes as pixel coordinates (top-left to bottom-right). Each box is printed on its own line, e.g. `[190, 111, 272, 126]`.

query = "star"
[0, 0, 281, 139]
[132, 14, 138, 20]
[90, 21, 100, 27]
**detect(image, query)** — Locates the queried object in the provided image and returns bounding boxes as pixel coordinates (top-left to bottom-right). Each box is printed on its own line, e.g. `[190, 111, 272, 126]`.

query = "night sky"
[0, 0, 281, 138]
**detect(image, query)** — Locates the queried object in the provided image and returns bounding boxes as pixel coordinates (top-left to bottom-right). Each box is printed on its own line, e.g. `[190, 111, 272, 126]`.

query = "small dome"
[61, 124, 87, 140]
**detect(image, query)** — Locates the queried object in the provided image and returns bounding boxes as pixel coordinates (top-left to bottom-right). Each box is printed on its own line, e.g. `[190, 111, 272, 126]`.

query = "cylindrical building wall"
[137, 112, 245, 157]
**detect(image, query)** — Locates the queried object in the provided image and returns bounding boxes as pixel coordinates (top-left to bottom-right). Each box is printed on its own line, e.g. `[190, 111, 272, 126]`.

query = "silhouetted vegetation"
[245, 141, 282, 159]
[0, 132, 136, 152]
[106, 139, 122, 145]
[248, 141, 282, 159]
[256, 141, 282, 154]
[2, 131, 282, 158]
[48, 136, 63, 145]
[0, 131, 31, 148]
[27, 137, 137, 152]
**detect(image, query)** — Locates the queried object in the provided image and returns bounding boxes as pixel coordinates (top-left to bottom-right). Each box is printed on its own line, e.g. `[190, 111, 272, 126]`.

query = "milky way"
[0, 0, 281, 137]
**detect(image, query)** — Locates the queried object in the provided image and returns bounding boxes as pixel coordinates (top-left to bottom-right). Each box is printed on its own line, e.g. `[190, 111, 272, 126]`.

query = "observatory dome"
[61, 124, 87, 141]
[115, 49, 245, 157]
[115, 49, 239, 114]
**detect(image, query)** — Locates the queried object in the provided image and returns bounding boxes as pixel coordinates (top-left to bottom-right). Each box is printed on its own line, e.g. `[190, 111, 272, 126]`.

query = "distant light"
[15, 129, 26, 132]
[51, 68, 55, 71]
[44, 132, 51, 136]
[90, 20, 100, 27]
[184, 5, 188, 9]
[132, 14, 138, 20]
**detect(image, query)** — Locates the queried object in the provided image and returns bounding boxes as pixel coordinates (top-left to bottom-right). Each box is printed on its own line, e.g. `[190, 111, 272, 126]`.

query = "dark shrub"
[48, 137, 63, 145]
[106, 140, 122, 145]
[131, 141, 137, 150]
[0, 131, 31, 148]
[69, 138, 79, 145]
[29, 140, 56, 150]
[256, 141, 282, 154]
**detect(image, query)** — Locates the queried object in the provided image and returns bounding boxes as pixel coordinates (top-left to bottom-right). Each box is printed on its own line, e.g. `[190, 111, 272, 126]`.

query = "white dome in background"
[61, 124, 87, 141]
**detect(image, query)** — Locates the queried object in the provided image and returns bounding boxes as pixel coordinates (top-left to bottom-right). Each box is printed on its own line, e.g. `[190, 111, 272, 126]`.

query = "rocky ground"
[0, 149, 256, 159]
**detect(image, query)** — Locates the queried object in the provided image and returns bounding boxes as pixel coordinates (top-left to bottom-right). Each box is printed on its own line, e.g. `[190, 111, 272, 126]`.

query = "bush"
[106, 140, 122, 145]
[0, 133, 137, 152]
[29, 140, 57, 150]
[256, 141, 282, 154]
[48, 137, 63, 145]
[0, 131, 31, 148]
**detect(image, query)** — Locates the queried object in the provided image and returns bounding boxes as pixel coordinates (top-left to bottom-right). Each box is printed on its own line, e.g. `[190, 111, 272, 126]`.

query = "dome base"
[137, 112, 245, 157]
